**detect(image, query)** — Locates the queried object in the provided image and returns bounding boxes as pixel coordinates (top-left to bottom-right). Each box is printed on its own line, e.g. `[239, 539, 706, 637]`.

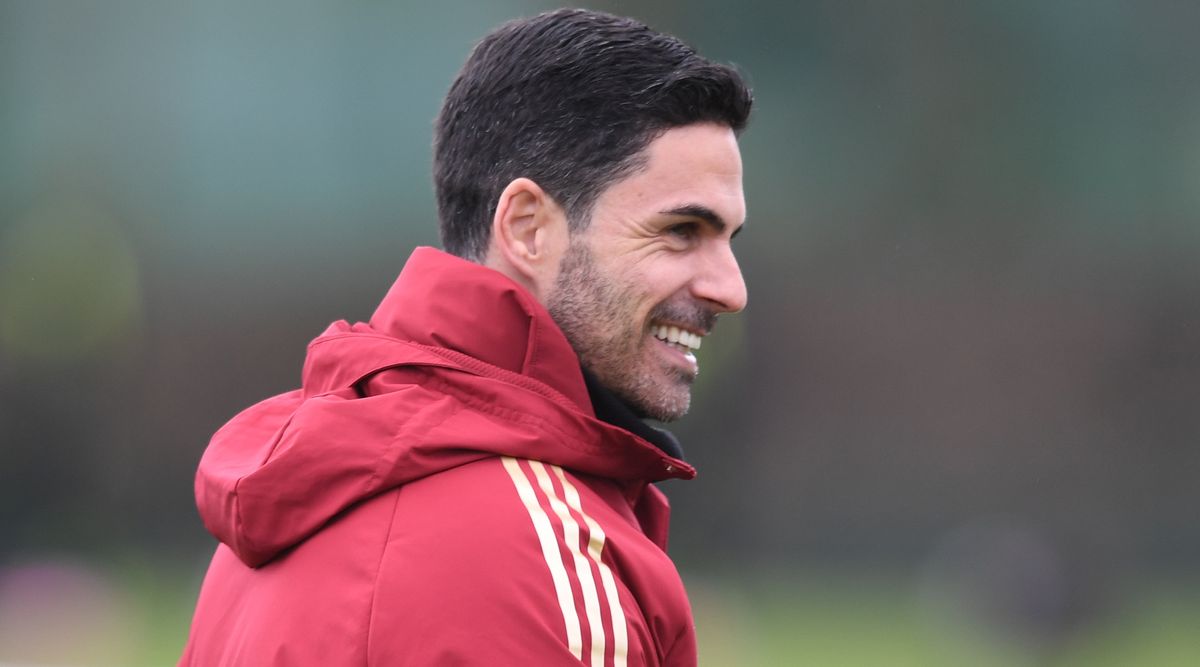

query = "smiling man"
[180, 9, 751, 667]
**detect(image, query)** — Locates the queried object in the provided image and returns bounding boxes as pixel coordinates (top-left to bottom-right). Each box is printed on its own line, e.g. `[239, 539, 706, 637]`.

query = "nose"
[692, 242, 748, 313]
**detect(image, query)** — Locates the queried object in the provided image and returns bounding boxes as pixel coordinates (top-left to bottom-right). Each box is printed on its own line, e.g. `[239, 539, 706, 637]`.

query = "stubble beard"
[546, 240, 693, 422]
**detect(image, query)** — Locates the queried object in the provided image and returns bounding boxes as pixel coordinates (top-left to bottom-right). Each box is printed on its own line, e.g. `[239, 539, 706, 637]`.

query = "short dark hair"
[433, 8, 753, 260]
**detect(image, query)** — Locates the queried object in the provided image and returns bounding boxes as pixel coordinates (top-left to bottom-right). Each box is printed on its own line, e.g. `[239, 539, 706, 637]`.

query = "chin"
[630, 388, 691, 423]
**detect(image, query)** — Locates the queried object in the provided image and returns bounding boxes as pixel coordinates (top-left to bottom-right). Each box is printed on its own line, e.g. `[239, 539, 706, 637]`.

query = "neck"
[580, 367, 685, 460]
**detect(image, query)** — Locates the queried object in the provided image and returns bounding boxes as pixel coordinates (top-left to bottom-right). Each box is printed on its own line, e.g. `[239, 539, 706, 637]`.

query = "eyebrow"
[660, 204, 747, 237]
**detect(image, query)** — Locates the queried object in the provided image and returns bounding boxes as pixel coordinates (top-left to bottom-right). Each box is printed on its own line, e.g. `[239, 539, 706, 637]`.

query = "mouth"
[650, 323, 704, 360]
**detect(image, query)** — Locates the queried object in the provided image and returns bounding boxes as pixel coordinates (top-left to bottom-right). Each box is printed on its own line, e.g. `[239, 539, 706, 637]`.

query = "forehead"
[595, 123, 746, 225]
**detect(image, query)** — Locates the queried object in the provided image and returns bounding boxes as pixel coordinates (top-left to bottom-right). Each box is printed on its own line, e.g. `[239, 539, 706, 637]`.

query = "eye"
[666, 222, 699, 240]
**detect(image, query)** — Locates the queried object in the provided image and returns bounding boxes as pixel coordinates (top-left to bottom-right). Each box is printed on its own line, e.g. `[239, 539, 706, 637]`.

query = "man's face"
[546, 123, 747, 421]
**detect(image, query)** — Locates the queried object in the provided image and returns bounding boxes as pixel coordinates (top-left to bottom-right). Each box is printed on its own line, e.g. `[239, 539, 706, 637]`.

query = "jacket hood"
[195, 247, 695, 567]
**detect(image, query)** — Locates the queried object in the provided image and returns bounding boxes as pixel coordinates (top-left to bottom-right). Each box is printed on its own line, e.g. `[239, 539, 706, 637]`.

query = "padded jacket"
[178, 247, 699, 666]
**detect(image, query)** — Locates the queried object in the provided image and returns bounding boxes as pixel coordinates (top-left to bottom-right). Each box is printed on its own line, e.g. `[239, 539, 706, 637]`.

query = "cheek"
[599, 256, 686, 325]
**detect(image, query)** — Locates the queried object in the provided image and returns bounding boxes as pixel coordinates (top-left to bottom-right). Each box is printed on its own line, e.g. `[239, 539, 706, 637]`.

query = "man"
[180, 8, 750, 666]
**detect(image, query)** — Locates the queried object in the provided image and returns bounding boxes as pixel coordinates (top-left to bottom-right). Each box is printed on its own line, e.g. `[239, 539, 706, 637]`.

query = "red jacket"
[179, 247, 699, 666]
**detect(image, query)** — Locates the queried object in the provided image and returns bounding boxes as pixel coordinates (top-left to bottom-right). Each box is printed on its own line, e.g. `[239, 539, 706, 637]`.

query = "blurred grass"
[118, 560, 203, 667]
[689, 570, 1200, 667]
[1, 558, 1197, 666]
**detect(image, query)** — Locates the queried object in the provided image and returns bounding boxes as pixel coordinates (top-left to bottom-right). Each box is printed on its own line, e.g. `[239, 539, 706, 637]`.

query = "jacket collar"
[368, 247, 594, 415]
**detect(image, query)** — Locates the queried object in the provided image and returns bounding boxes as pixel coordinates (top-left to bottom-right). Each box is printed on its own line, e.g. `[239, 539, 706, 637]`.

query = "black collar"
[581, 368, 686, 461]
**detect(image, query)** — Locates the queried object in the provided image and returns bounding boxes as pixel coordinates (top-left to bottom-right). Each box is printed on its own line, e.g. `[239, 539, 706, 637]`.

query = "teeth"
[652, 324, 702, 351]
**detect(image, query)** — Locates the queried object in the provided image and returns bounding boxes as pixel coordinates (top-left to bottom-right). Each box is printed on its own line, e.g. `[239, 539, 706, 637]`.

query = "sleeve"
[366, 457, 651, 667]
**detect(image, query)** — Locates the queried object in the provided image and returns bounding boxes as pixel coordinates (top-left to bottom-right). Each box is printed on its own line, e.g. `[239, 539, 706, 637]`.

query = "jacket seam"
[413, 343, 582, 413]
[424, 375, 607, 456]
[363, 483, 405, 667]
[308, 333, 583, 414]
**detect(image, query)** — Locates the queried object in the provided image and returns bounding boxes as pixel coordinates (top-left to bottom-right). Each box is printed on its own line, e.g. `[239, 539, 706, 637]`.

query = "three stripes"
[501, 456, 628, 667]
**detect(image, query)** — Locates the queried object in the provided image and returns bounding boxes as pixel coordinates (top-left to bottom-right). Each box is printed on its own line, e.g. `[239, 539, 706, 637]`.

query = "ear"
[484, 177, 570, 300]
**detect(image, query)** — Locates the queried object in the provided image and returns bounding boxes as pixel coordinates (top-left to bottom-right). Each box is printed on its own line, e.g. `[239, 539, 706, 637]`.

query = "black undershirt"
[580, 367, 685, 461]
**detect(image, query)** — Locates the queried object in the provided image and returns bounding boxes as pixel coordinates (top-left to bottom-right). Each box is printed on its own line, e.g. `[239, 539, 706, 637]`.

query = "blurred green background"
[2, 1, 1198, 665]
